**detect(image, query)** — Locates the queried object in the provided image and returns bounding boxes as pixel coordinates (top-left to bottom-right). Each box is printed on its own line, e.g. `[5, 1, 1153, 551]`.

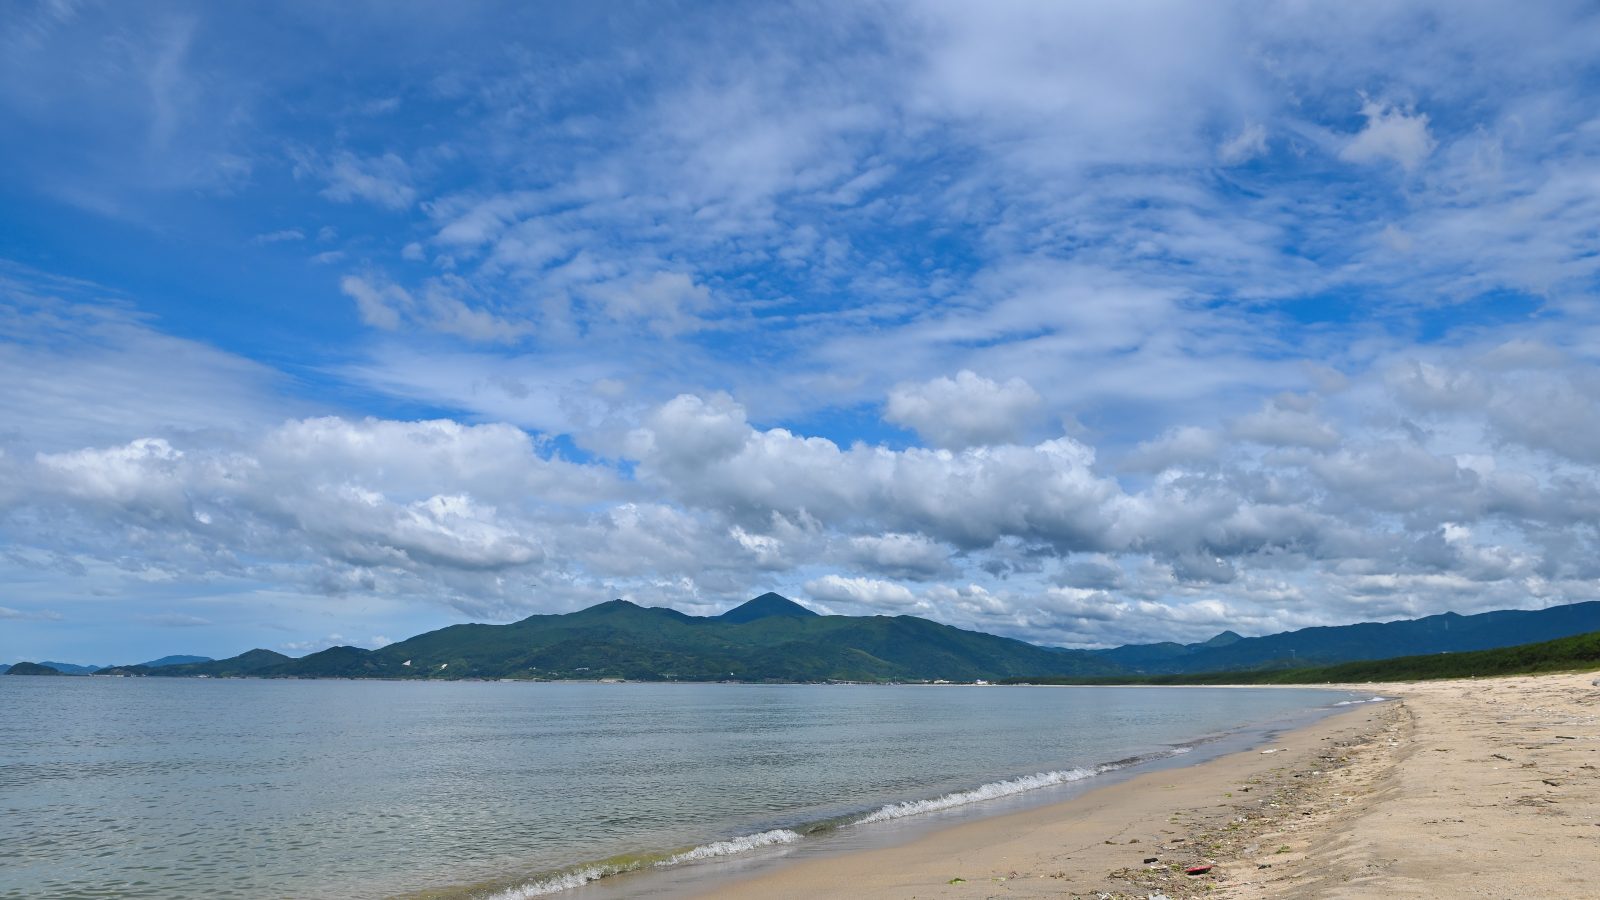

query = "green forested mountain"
[149, 594, 1118, 682]
[1090, 602, 1600, 673]
[3, 662, 65, 676]
[72, 595, 1600, 684]
[1011, 629, 1600, 685]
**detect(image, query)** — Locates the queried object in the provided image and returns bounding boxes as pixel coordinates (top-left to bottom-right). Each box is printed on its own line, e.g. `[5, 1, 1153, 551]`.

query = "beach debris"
[1258, 863, 1273, 869]
[946, 876, 965, 884]
[1149, 894, 1172, 900]
[1184, 864, 1214, 875]
[1143, 857, 1159, 864]
[1260, 748, 1281, 754]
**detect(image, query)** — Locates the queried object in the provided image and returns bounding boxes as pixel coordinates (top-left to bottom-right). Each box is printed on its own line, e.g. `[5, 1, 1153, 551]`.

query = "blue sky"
[4, 1, 1600, 664]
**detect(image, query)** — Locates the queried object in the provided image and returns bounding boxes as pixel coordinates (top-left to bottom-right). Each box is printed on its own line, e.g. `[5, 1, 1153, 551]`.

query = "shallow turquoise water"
[0, 677, 1344, 898]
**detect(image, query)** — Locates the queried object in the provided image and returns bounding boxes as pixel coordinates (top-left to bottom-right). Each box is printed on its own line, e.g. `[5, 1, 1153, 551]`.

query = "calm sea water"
[0, 677, 1348, 899]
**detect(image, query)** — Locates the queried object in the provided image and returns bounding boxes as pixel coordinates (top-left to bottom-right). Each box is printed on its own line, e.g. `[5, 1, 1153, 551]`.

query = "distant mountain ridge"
[14, 597, 1600, 683]
[1087, 602, 1600, 674]
[141, 595, 1117, 682]
[136, 655, 213, 668]
[21, 655, 215, 675]
[37, 660, 110, 675]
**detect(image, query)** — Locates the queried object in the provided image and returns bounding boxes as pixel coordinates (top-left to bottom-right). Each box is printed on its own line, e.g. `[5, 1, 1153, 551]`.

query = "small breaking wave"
[1334, 696, 1390, 706]
[483, 864, 620, 899]
[483, 829, 801, 898]
[852, 745, 1205, 826]
[482, 746, 1211, 896]
[657, 829, 800, 866]
[853, 766, 1105, 824]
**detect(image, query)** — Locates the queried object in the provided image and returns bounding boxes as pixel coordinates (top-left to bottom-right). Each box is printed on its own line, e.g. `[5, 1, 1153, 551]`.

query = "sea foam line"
[1334, 696, 1390, 706]
[853, 766, 1106, 825]
[657, 828, 800, 866]
[483, 864, 621, 899]
[484, 829, 802, 898]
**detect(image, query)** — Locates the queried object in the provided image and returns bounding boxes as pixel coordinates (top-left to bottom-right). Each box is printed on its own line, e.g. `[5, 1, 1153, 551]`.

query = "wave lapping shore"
[687, 673, 1599, 899]
[468, 744, 1214, 899]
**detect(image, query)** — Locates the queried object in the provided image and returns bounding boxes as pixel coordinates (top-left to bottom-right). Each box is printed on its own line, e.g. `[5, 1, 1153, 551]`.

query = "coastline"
[651, 672, 1597, 898]
[535, 688, 1364, 900]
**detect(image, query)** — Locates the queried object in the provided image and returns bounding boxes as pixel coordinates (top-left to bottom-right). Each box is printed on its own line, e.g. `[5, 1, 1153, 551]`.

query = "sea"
[0, 676, 1363, 899]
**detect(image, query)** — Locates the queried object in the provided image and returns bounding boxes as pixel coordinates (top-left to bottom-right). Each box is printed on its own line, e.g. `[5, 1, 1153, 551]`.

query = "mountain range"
[10, 594, 1598, 683]
[0, 655, 213, 676]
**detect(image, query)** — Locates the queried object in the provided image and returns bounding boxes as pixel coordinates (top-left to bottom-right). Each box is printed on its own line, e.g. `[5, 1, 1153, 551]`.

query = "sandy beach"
[695, 673, 1600, 898]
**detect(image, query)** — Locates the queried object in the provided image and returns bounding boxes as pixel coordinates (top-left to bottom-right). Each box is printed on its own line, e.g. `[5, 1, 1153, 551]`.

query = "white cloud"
[252, 229, 305, 244]
[846, 533, 953, 580]
[1340, 99, 1436, 172]
[1229, 397, 1341, 449]
[885, 370, 1042, 449]
[339, 274, 533, 343]
[804, 574, 917, 612]
[0, 606, 64, 621]
[580, 272, 716, 336]
[632, 393, 1125, 552]
[315, 151, 417, 210]
[1218, 122, 1267, 164]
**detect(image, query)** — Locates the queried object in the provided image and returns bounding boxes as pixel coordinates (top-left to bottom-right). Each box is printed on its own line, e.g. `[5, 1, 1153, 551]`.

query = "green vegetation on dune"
[1006, 629, 1600, 685]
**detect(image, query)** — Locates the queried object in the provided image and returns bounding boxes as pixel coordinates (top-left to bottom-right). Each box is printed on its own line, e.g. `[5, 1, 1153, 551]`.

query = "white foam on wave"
[483, 864, 620, 899]
[486, 828, 802, 898]
[1334, 696, 1390, 706]
[853, 767, 1105, 825]
[657, 828, 801, 866]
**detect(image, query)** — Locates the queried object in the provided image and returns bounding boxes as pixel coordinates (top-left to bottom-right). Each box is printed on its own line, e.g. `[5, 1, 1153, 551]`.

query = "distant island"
[9, 594, 1600, 684]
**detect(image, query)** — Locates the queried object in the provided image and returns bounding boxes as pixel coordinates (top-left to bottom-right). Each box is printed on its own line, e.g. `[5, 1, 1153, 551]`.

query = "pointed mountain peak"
[575, 599, 642, 615]
[1198, 630, 1243, 648]
[718, 592, 819, 623]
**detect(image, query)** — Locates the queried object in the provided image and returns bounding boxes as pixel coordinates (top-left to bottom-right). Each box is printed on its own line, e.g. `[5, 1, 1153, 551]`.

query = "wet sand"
[693, 672, 1599, 898]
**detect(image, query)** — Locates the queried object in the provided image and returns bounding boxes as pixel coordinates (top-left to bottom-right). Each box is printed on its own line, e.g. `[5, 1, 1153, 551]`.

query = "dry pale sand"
[693, 672, 1600, 899]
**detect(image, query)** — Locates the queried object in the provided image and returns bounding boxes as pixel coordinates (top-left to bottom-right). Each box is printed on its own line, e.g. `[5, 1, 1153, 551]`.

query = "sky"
[4, 1, 1600, 665]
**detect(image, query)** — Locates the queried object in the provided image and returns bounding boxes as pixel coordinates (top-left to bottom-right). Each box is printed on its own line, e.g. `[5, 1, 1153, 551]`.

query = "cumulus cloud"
[632, 393, 1124, 552]
[1340, 99, 1436, 172]
[846, 533, 953, 580]
[5, 416, 628, 620]
[1229, 396, 1340, 449]
[804, 574, 918, 612]
[885, 371, 1043, 449]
